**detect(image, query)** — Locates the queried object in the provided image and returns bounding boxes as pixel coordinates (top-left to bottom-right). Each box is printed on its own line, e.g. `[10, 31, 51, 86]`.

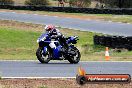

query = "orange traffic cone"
[105, 47, 110, 61]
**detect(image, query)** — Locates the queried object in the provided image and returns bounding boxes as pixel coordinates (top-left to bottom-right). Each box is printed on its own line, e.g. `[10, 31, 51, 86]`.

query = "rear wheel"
[36, 47, 50, 63]
[67, 47, 81, 64]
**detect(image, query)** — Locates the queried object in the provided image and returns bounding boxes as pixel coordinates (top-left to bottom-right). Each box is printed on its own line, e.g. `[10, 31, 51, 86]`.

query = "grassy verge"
[1, 9, 132, 24]
[0, 27, 40, 60]
[0, 25, 99, 60]
[0, 20, 132, 61]
[13, 0, 69, 6]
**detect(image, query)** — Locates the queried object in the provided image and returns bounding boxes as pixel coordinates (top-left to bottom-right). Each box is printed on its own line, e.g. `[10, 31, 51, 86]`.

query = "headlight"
[37, 39, 39, 43]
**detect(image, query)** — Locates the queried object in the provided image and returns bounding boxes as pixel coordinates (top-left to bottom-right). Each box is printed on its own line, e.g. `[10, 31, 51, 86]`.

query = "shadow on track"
[37, 62, 80, 65]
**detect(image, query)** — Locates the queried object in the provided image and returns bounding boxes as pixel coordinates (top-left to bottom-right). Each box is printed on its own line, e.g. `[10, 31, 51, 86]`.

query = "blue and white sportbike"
[36, 33, 81, 64]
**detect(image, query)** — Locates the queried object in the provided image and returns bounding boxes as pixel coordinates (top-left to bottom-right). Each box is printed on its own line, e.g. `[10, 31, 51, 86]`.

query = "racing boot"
[60, 47, 66, 54]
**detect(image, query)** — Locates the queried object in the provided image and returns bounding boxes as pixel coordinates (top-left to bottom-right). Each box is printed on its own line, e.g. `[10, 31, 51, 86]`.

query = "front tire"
[67, 47, 81, 64]
[36, 47, 50, 63]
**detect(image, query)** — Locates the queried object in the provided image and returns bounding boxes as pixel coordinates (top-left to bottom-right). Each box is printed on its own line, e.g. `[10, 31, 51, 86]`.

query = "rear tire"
[67, 47, 81, 64]
[36, 47, 50, 63]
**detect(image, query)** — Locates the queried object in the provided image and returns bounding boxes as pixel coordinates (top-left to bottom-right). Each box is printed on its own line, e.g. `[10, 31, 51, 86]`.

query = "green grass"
[0, 26, 101, 60]
[0, 27, 40, 60]
[0, 26, 132, 61]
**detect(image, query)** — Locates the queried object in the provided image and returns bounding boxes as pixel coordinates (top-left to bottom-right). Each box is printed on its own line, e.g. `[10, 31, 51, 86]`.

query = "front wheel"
[67, 47, 81, 64]
[36, 47, 50, 63]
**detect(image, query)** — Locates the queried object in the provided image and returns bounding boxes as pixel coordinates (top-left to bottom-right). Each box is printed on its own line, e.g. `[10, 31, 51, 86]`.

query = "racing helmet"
[44, 25, 55, 32]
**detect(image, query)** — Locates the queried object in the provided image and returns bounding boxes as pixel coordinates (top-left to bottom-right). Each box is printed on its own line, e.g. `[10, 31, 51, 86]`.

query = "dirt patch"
[0, 20, 78, 34]
[0, 20, 43, 32]
[0, 79, 131, 88]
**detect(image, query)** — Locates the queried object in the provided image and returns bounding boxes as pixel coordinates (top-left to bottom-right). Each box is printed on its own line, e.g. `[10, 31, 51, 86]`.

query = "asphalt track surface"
[0, 61, 132, 78]
[0, 12, 132, 36]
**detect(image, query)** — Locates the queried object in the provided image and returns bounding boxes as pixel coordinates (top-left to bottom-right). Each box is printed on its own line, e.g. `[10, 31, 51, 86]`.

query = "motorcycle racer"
[44, 25, 61, 38]
[44, 25, 68, 51]
[36, 25, 80, 63]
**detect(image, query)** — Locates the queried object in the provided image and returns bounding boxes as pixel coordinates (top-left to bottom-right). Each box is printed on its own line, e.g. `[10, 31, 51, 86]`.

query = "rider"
[44, 25, 68, 52]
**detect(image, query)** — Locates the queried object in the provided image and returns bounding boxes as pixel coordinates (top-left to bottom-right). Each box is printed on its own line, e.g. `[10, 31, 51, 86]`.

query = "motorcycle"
[36, 33, 81, 64]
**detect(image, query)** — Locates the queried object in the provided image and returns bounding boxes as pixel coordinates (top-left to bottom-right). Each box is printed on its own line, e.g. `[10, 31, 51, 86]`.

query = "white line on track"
[127, 23, 130, 24]
[0, 60, 132, 62]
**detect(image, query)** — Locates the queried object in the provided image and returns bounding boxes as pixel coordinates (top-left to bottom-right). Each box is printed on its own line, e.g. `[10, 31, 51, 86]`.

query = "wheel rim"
[71, 49, 79, 61]
[73, 50, 79, 60]
[41, 50, 50, 61]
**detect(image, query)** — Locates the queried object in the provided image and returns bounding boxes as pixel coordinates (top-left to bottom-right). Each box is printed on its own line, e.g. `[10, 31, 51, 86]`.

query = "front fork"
[42, 47, 48, 56]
